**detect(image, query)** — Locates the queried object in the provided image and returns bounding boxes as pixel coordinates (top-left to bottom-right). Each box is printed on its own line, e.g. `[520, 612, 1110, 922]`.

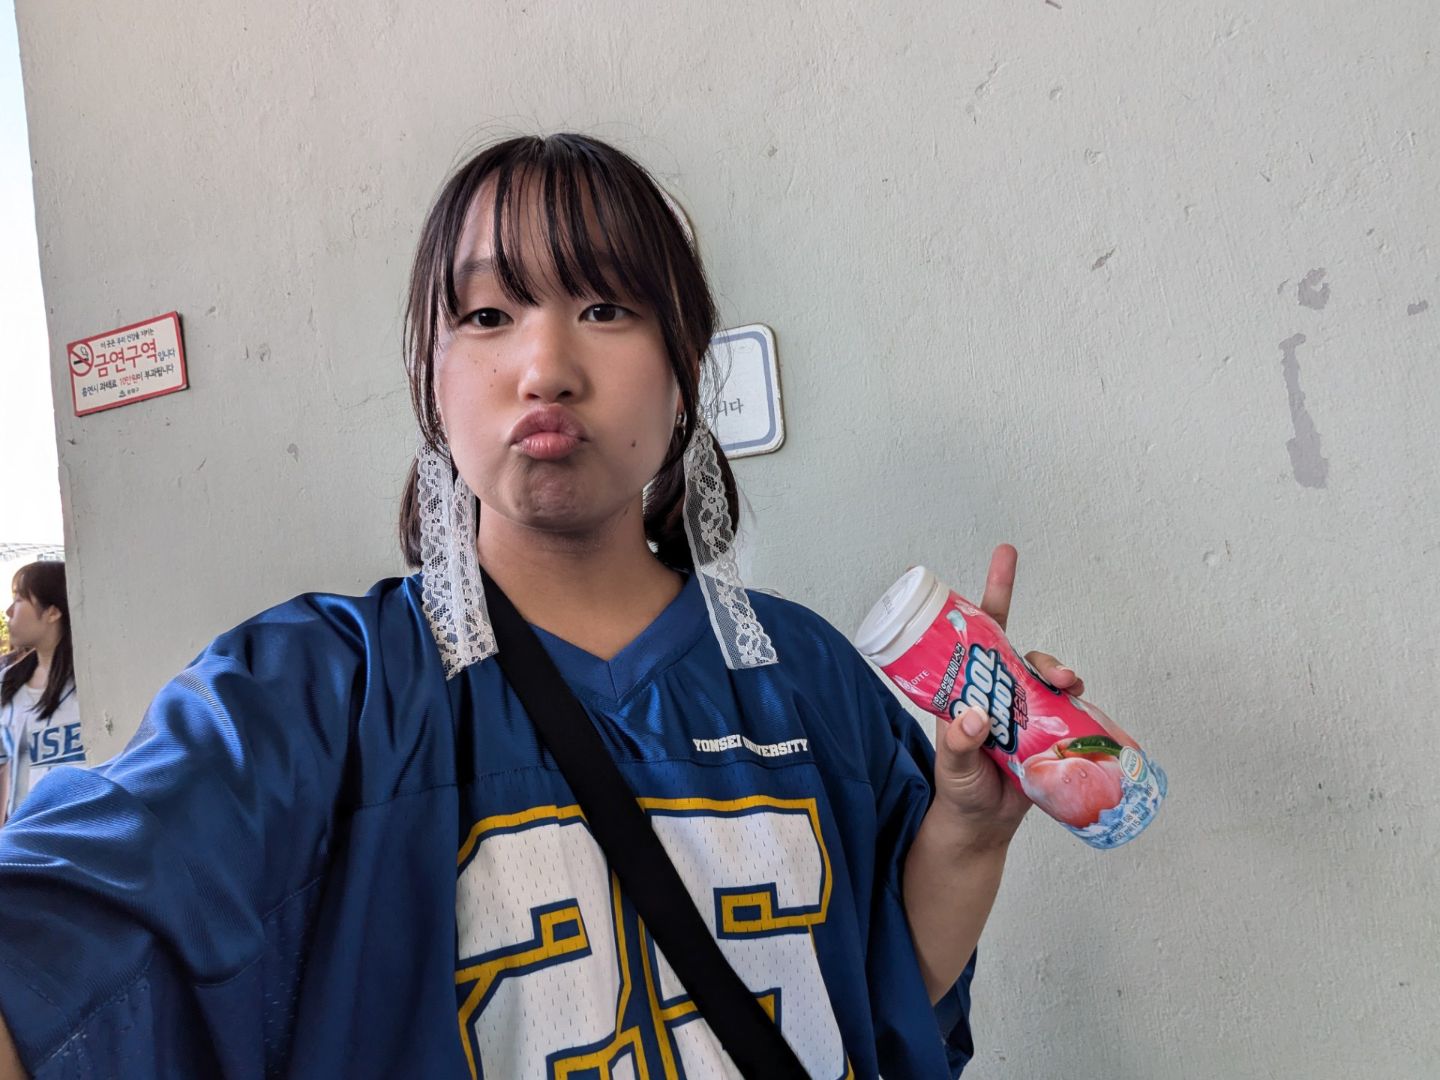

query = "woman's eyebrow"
[454, 255, 496, 281]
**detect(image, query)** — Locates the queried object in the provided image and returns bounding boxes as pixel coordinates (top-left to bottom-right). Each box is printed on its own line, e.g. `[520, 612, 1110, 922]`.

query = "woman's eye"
[464, 308, 510, 329]
[582, 304, 628, 324]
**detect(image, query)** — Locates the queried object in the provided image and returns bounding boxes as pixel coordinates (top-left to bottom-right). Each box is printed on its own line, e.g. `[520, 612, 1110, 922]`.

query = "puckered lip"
[509, 405, 588, 445]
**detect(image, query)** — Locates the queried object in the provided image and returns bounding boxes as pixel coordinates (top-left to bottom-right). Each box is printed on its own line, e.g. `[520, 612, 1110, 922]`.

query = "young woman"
[0, 562, 82, 824]
[0, 135, 1087, 1079]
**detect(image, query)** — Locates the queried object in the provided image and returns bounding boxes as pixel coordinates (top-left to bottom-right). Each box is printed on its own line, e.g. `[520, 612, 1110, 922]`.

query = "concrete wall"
[15, 0, 1438, 1076]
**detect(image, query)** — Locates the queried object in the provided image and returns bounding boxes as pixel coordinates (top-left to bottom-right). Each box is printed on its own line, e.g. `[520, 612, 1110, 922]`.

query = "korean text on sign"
[67, 312, 188, 416]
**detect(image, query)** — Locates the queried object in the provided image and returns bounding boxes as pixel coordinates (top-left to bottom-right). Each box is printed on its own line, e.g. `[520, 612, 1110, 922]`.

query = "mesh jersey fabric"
[0, 574, 975, 1079]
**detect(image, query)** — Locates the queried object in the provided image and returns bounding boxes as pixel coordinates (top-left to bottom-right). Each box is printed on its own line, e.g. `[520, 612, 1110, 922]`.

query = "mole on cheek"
[630, 440, 637, 448]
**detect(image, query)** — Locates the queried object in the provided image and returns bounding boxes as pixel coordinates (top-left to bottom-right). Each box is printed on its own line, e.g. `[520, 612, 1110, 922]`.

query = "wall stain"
[1297, 268, 1330, 310]
[1279, 333, 1329, 488]
[286, 443, 300, 462]
[966, 61, 1007, 122]
[1407, 300, 1429, 316]
[1091, 248, 1115, 271]
[1216, 15, 1251, 42]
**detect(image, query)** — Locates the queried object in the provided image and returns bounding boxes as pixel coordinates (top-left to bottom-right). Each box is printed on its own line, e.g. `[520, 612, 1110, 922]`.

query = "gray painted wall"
[16, 0, 1438, 1076]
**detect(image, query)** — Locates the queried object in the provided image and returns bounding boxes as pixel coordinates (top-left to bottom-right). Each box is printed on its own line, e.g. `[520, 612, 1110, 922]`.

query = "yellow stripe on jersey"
[635, 794, 834, 927]
[456, 803, 587, 866]
[456, 902, 591, 1079]
[457, 805, 649, 1080]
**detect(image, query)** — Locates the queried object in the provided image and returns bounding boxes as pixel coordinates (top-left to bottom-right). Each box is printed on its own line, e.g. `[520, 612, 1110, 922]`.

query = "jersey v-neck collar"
[528, 574, 706, 708]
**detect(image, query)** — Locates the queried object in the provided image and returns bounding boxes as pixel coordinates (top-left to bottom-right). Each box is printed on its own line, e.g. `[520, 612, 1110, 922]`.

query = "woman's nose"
[515, 314, 586, 403]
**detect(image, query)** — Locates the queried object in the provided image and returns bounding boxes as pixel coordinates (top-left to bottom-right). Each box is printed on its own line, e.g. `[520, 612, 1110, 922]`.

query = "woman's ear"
[41, 605, 62, 626]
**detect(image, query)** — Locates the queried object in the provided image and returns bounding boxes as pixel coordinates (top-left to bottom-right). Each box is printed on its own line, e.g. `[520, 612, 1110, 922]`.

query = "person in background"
[0, 562, 82, 823]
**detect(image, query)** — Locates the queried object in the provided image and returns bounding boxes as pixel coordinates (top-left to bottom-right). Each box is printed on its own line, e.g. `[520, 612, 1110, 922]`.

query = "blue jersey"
[0, 575, 974, 1078]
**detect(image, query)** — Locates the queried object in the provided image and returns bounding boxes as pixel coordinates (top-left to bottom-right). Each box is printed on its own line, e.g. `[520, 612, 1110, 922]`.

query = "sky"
[1, 0, 64, 554]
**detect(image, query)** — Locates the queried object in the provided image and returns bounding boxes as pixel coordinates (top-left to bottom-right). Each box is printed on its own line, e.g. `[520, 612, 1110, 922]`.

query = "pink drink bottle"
[855, 567, 1166, 849]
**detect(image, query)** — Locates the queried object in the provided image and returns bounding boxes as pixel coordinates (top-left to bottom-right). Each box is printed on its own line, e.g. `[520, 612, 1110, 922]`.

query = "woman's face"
[4, 589, 55, 653]
[434, 182, 681, 541]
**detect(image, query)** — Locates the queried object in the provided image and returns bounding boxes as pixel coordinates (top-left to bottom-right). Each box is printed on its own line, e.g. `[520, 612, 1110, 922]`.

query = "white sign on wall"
[705, 324, 784, 459]
[67, 312, 188, 417]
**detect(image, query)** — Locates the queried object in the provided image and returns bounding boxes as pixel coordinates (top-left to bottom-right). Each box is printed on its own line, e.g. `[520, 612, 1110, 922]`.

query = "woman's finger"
[978, 544, 1018, 632]
[1024, 650, 1084, 695]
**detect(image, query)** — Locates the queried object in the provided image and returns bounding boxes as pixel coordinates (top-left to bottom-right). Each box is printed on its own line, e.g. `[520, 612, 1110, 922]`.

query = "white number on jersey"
[455, 796, 850, 1079]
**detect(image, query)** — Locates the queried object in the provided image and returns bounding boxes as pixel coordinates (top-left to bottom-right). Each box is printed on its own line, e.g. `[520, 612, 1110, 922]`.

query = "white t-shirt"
[0, 673, 83, 816]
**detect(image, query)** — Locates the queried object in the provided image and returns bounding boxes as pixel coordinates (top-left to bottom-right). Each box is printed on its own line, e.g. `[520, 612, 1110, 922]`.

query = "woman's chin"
[472, 462, 647, 543]
[505, 485, 618, 537]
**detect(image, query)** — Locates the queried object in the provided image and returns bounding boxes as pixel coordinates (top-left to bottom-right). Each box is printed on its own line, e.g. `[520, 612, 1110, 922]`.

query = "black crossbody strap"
[481, 573, 811, 1080]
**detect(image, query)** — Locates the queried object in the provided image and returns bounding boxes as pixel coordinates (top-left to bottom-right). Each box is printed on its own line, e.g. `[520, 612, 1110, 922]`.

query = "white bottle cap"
[854, 566, 948, 668]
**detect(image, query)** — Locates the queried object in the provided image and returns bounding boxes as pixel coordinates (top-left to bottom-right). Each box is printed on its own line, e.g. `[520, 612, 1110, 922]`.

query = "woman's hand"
[906, 543, 1095, 1000]
[928, 543, 1084, 852]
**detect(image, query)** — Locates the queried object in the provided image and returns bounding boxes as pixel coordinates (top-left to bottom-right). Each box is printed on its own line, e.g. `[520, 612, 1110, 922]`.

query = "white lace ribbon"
[417, 441, 496, 677]
[682, 417, 778, 669]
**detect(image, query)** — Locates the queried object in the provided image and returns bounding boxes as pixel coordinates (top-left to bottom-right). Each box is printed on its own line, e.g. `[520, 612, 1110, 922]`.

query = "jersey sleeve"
[0, 593, 374, 1078]
[865, 663, 978, 1077]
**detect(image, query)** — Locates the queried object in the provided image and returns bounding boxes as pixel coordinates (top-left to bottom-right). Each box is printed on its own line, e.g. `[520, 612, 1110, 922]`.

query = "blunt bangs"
[468, 150, 669, 314]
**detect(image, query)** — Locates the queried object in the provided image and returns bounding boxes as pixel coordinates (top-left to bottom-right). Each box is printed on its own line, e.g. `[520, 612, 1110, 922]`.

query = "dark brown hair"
[1, 561, 74, 721]
[397, 133, 739, 570]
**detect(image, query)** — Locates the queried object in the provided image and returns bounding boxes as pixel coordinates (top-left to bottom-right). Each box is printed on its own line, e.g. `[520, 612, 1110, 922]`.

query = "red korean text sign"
[68, 312, 188, 417]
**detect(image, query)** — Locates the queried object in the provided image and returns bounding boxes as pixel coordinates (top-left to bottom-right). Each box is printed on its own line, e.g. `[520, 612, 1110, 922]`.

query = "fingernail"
[1054, 666, 1074, 680]
[961, 708, 986, 737]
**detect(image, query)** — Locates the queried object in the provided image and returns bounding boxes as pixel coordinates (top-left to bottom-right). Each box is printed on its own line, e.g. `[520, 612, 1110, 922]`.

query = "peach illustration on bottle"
[855, 567, 1166, 849]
